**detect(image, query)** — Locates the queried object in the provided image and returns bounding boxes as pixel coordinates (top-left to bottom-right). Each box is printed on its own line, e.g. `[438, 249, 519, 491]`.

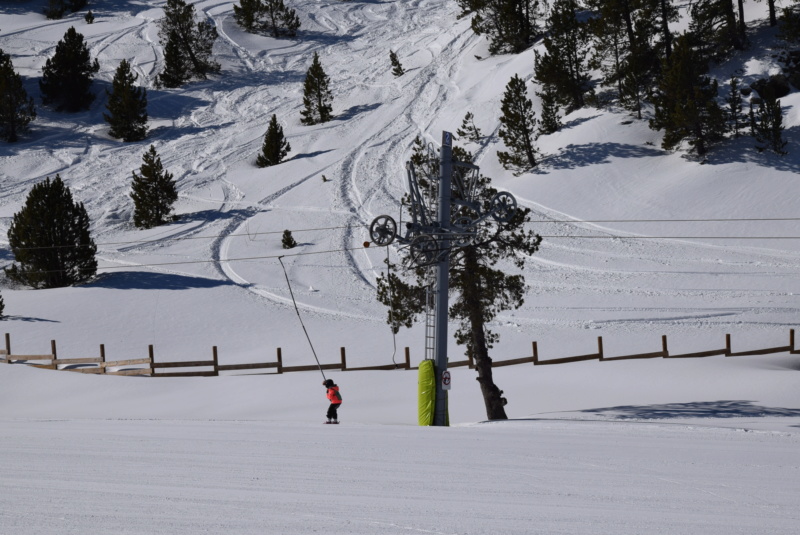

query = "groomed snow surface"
[1, 1, 799, 533]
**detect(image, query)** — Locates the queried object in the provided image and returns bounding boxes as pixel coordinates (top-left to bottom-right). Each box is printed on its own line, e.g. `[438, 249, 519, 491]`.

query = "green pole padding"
[418, 359, 436, 426]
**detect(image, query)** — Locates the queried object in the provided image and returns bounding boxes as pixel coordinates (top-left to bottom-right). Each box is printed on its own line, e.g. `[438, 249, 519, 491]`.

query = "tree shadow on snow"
[580, 400, 800, 419]
[539, 142, 664, 171]
[0, 315, 60, 323]
[337, 102, 382, 121]
[87, 271, 235, 290]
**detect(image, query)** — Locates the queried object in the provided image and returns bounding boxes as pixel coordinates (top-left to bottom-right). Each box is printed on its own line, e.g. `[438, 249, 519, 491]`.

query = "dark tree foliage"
[281, 229, 297, 249]
[649, 35, 726, 156]
[300, 52, 333, 125]
[5, 175, 97, 289]
[104, 59, 148, 142]
[457, 0, 543, 54]
[688, 0, 743, 65]
[778, 2, 800, 43]
[233, 0, 300, 38]
[533, 0, 591, 113]
[39, 27, 99, 112]
[536, 84, 561, 136]
[157, 0, 220, 88]
[130, 145, 179, 229]
[497, 74, 538, 173]
[456, 111, 482, 142]
[0, 49, 36, 142]
[389, 50, 405, 77]
[256, 114, 291, 167]
[376, 147, 542, 420]
[726, 75, 746, 138]
[0, 292, 5, 318]
[44, 0, 88, 20]
[85, 10, 94, 24]
[750, 97, 788, 155]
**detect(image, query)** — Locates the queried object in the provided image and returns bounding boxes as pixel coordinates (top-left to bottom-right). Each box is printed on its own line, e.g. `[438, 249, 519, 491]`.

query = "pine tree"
[44, 0, 65, 19]
[497, 75, 538, 173]
[536, 84, 561, 136]
[85, 10, 94, 24]
[456, 111, 482, 142]
[130, 145, 179, 229]
[649, 35, 726, 156]
[0, 291, 5, 318]
[458, 0, 543, 55]
[533, 0, 591, 113]
[688, 0, 743, 65]
[157, 0, 220, 88]
[726, 75, 746, 138]
[300, 52, 333, 125]
[281, 229, 297, 249]
[104, 59, 148, 142]
[234, 0, 300, 37]
[376, 152, 542, 420]
[5, 175, 97, 289]
[389, 50, 405, 77]
[0, 50, 36, 142]
[39, 27, 99, 112]
[750, 97, 788, 155]
[256, 114, 291, 167]
[233, 0, 262, 32]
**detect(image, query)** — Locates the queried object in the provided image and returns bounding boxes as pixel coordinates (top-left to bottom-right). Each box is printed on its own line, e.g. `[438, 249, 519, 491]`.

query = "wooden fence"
[1, 330, 798, 377]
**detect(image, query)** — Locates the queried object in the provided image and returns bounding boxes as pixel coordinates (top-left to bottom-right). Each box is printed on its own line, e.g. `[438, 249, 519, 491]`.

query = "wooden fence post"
[148, 345, 155, 376]
[725, 334, 731, 356]
[212, 346, 219, 376]
[404, 347, 411, 370]
[4, 333, 9, 363]
[340, 347, 347, 371]
[597, 336, 604, 360]
[100, 344, 106, 374]
[276, 347, 283, 374]
[51, 340, 57, 370]
[532, 341, 539, 365]
[662, 335, 669, 357]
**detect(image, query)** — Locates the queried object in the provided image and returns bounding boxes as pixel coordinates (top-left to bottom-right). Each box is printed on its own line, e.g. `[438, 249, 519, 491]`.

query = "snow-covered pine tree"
[257, 114, 291, 167]
[300, 52, 333, 125]
[39, 27, 99, 111]
[497, 74, 538, 173]
[104, 59, 148, 142]
[456, 111, 482, 142]
[750, 97, 788, 155]
[6, 175, 97, 289]
[130, 145, 179, 229]
[389, 50, 405, 77]
[157, 0, 220, 87]
[0, 49, 36, 142]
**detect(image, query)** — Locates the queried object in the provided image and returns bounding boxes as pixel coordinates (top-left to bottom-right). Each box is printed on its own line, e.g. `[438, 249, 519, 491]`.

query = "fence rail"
[1, 330, 799, 378]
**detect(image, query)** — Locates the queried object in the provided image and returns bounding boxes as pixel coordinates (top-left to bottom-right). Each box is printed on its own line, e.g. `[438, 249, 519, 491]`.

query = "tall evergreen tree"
[157, 0, 220, 88]
[39, 27, 99, 112]
[104, 59, 148, 142]
[726, 75, 746, 138]
[257, 114, 291, 167]
[5, 175, 97, 289]
[649, 35, 726, 156]
[389, 50, 405, 77]
[497, 75, 538, 173]
[234, 0, 300, 37]
[536, 84, 561, 136]
[0, 49, 36, 142]
[300, 52, 333, 125]
[130, 145, 179, 229]
[457, 0, 542, 54]
[750, 97, 788, 155]
[233, 0, 262, 31]
[376, 151, 542, 420]
[533, 0, 591, 113]
[688, 0, 743, 64]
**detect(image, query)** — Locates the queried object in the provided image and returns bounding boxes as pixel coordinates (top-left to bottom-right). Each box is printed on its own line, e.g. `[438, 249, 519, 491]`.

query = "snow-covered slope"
[1, 2, 799, 532]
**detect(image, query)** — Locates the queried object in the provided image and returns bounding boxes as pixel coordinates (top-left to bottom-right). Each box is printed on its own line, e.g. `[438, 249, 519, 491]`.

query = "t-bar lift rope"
[278, 256, 326, 381]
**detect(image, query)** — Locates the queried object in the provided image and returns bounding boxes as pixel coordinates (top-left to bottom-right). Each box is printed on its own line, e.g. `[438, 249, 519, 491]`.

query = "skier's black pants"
[327, 402, 342, 420]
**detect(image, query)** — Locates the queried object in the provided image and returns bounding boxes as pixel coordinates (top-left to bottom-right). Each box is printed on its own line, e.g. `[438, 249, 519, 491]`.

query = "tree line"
[465, 0, 797, 174]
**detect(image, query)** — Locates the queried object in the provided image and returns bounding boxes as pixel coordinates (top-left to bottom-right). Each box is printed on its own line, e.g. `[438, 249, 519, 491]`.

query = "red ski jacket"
[326, 386, 342, 404]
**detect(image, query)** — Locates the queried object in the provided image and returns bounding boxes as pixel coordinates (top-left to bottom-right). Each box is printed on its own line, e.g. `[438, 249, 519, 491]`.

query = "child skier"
[323, 378, 342, 424]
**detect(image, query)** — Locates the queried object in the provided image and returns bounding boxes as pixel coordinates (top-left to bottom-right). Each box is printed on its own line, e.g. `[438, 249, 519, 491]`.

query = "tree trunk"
[768, 0, 777, 27]
[660, 0, 672, 59]
[462, 249, 508, 420]
[737, 0, 746, 45]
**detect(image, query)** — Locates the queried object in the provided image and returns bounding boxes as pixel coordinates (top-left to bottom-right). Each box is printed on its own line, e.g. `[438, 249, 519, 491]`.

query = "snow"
[1, 1, 799, 533]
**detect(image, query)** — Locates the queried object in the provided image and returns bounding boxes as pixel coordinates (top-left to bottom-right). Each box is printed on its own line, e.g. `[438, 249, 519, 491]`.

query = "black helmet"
[323, 379, 334, 387]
